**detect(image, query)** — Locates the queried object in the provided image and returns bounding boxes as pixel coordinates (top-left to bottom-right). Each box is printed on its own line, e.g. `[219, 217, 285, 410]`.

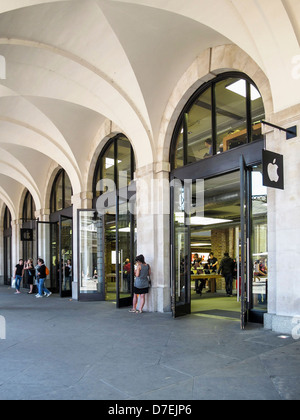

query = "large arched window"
[50, 169, 73, 213]
[78, 134, 135, 304]
[22, 190, 36, 222]
[93, 134, 135, 199]
[171, 72, 265, 169]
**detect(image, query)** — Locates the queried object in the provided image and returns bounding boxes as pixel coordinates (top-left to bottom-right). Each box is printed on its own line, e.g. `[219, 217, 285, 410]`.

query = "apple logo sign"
[262, 150, 284, 190]
[267, 159, 279, 182]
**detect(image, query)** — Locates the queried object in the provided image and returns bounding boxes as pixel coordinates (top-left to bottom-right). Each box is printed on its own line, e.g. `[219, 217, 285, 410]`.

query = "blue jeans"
[38, 278, 51, 296]
[15, 275, 22, 291]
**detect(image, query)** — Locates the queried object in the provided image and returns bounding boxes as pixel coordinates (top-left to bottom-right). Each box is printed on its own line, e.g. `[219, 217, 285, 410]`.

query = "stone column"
[135, 162, 171, 313]
[264, 106, 300, 335]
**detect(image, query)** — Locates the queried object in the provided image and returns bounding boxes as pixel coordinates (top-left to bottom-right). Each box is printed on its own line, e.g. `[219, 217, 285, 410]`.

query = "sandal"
[129, 309, 137, 313]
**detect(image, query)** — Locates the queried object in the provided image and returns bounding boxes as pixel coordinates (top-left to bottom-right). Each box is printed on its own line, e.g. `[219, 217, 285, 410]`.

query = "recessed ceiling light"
[226, 80, 261, 101]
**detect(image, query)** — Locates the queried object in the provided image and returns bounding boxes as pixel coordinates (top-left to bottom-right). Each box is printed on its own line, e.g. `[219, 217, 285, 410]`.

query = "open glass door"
[117, 198, 134, 308]
[78, 210, 104, 301]
[59, 215, 73, 297]
[171, 178, 191, 317]
[240, 156, 251, 329]
[37, 221, 58, 292]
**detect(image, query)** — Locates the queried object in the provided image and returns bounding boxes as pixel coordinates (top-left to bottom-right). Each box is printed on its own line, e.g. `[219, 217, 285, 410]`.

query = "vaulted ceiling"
[0, 0, 299, 218]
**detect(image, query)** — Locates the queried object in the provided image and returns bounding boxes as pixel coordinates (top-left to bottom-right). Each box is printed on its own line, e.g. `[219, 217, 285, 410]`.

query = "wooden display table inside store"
[191, 274, 223, 293]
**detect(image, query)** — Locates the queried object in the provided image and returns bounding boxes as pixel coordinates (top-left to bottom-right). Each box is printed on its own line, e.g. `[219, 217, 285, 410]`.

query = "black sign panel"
[21, 228, 33, 241]
[262, 150, 284, 190]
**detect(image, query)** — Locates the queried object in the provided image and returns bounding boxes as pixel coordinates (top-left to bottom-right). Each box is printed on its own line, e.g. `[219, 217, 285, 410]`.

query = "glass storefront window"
[215, 77, 247, 153]
[251, 166, 268, 312]
[79, 211, 103, 296]
[173, 122, 184, 169]
[187, 86, 213, 164]
[50, 169, 73, 212]
[93, 134, 135, 198]
[101, 142, 115, 191]
[171, 73, 265, 170]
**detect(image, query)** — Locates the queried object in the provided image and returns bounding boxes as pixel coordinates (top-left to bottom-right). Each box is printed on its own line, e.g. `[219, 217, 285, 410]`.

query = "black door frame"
[171, 139, 265, 321]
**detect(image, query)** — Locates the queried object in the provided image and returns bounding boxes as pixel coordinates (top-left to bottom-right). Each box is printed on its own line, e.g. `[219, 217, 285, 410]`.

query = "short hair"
[135, 254, 145, 263]
[38, 258, 44, 264]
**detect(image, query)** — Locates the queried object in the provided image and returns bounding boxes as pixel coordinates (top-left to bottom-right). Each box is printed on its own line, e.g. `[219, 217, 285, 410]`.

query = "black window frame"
[170, 72, 264, 170]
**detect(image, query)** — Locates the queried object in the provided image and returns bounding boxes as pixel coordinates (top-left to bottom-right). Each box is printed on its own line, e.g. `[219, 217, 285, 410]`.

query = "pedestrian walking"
[35, 258, 52, 298]
[13, 259, 24, 294]
[218, 252, 235, 297]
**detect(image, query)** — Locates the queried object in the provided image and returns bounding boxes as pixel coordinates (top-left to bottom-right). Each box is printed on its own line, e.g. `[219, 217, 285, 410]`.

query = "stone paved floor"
[0, 286, 299, 400]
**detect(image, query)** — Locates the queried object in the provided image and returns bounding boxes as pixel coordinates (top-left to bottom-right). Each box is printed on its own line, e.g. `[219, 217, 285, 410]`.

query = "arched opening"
[37, 169, 73, 297]
[78, 134, 136, 306]
[170, 72, 268, 327]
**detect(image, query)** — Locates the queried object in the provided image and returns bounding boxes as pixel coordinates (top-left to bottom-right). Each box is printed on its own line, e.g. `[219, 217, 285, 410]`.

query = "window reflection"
[172, 73, 265, 169]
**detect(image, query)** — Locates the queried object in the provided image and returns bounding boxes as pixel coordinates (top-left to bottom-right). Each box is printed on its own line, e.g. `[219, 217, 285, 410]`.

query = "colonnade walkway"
[0, 286, 299, 401]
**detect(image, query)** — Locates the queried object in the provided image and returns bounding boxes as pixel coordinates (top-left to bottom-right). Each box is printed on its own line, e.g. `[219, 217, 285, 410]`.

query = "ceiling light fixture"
[226, 80, 261, 101]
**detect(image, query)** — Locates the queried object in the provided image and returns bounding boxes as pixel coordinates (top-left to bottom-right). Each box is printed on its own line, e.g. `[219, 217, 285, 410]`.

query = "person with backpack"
[218, 252, 235, 297]
[35, 258, 52, 298]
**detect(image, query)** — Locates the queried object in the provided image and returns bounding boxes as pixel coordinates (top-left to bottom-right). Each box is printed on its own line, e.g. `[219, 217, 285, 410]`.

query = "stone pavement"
[0, 286, 299, 401]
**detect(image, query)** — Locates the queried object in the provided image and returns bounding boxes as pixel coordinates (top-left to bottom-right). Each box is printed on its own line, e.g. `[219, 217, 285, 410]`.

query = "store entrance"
[37, 211, 73, 297]
[171, 165, 268, 326]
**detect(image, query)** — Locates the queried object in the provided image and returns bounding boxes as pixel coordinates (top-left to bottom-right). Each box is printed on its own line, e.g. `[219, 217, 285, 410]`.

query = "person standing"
[208, 252, 218, 273]
[26, 258, 35, 294]
[129, 255, 151, 314]
[13, 259, 24, 294]
[218, 252, 235, 297]
[36, 258, 52, 298]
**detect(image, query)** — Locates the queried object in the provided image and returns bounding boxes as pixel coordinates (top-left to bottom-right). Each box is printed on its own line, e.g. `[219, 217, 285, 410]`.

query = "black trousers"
[224, 273, 233, 295]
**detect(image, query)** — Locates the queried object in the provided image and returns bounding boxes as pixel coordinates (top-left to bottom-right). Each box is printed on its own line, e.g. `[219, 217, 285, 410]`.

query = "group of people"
[13, 258, 52, 298]
[192, 251, 237, 297]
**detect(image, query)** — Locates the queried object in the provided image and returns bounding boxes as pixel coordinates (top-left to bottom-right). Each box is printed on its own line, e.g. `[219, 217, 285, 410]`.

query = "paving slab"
[0, 286, 299, 400]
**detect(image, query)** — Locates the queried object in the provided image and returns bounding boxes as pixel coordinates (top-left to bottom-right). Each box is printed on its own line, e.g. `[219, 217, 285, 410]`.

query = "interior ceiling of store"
[0, 0, 299, 218]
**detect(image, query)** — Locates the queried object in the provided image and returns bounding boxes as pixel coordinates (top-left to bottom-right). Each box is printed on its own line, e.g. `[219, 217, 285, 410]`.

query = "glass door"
[240, 156, 249, 329]
[171, 178, 191, 317]
[104, 203, 117, 302]
[78, 210, 104, 301]
[59, 215, 73, 297]
[37, 221, 58, 292]
[117, 198, 134, 308]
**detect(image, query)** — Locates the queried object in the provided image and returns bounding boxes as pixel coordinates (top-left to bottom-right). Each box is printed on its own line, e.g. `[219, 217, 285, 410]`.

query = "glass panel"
[4, 236, 12, 285]
[190, 172, 241, 303]
[61, 218, 72, 294]
[79, 211, 103, 295]
[37, 222, 54, 291]
[118, 137, 132, 189]
[216, 78, 247, 154]
[187, 86, 213, 163]
[251, 166, 268, 312]
[64, 173, 72, 208]
[251, 84, 265, 142]
[173, 179, 190, 314]
[173, 123, 184, 169]
[104, 203, 117, 301]
[101, 142, 115, 191]
[119, 200, 132, 299]
[54, 172, 63, 211]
